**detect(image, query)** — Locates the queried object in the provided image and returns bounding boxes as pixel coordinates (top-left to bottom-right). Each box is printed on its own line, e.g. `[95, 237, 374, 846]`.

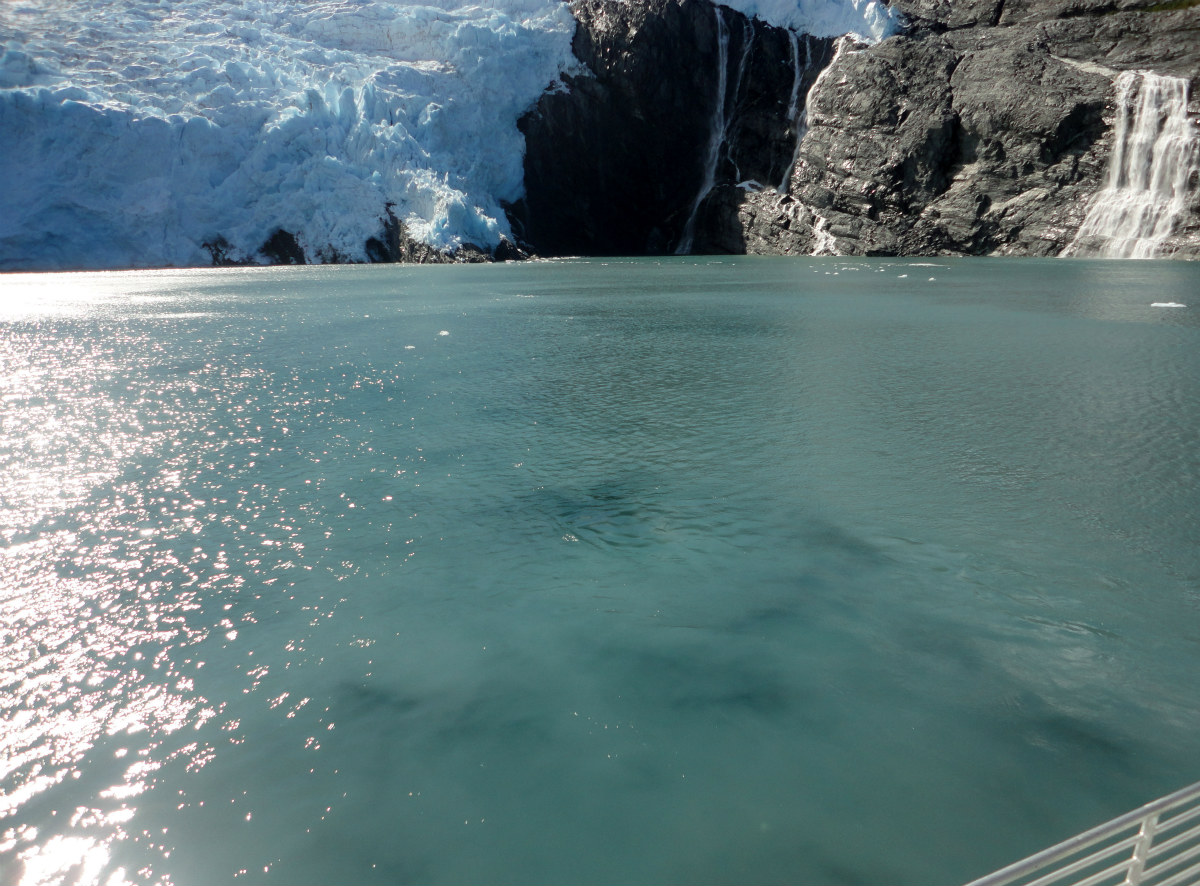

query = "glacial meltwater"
[2, 257, 1199, 886]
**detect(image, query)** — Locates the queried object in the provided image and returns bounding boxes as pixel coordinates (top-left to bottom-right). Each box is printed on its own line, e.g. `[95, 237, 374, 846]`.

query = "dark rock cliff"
[512, 0, 1200, 258]
[745, 0, 1200, 257]
[510, 0, 834, 255]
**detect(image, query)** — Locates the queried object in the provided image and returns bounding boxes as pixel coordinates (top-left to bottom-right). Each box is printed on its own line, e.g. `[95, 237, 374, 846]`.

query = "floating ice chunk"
[1151, 302, 1186, 307]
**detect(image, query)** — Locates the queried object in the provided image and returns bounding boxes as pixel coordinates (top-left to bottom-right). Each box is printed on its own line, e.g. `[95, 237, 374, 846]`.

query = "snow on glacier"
[722, 0, 899, 42]
[0, 0, 581, 269]
[0, 0, 898, 270]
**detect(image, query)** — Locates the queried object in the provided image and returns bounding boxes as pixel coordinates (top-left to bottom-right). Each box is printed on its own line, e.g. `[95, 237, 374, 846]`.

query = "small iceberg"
[1151, 302, 1186, 308]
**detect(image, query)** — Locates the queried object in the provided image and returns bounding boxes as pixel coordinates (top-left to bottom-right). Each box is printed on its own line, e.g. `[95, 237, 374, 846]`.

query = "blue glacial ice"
[0, 0, 899, 270]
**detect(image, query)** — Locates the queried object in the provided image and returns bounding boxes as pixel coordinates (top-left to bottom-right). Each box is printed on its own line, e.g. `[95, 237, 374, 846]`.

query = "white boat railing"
[965, 780, 1200, 886]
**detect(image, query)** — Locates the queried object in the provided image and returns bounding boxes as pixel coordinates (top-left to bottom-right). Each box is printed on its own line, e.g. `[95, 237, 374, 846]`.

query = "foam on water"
[2, 258, 1199, 885]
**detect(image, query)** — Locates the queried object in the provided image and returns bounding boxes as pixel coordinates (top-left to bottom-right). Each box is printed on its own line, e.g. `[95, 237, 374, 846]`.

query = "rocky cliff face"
[513, 0, 1200, 258]
[510, 0, 832, 255]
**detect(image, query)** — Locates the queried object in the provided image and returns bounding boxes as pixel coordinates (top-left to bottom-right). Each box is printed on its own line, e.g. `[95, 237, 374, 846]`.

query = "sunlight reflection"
[16, 832, 133, 886]
[0, 275, 236, 885]
[0, 276, 95, 321]
[0, 269, 231, 323]
[2, 266, 326, 884]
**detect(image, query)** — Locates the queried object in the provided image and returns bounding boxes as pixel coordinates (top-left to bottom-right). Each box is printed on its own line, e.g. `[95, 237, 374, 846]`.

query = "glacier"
[721, 0, 898, 42]
[0, 0, 899, 270]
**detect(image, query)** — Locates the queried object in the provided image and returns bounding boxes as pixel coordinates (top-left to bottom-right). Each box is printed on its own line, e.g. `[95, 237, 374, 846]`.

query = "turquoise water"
[2, 257, 1199, 885]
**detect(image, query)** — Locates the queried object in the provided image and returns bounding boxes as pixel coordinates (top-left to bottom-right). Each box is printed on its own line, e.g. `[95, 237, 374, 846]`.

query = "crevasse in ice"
[0, 0, 899, 270]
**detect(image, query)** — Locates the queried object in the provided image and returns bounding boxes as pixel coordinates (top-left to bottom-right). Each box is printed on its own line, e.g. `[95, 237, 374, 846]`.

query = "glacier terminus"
[0, 0, 899, 270]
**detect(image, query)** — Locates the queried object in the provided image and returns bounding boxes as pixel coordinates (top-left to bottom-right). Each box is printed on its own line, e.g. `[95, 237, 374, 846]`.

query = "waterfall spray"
[776, 32, 810, 193]
[784, 36, 854, 255]
[778, 35, 850, 199]
[1064, 71, 1199, 259]
[676, 7, 730, 255]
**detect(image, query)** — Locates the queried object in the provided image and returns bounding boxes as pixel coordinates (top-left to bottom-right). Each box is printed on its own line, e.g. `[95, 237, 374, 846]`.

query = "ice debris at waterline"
[1064, 71, 1200, 260]
[0, 0, 899, 271]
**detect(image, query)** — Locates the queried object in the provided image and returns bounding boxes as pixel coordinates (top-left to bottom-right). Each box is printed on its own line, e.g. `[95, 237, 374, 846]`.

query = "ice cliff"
[0, 0, 582, 269]
[4, 0, 1196, 269]
[0, 0, 896, 270]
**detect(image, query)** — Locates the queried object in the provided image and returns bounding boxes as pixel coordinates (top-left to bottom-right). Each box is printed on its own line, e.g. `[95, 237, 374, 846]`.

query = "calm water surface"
[2, 257, 1199, 885]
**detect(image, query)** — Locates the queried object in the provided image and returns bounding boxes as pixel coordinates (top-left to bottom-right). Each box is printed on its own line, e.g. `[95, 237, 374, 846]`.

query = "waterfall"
[778, 35, 851, 197]
[811, 215, 838, 255]
[780, 36, 854, 255]
[776, 32, 810, 193]
[1064, 71, 1200, 259]
[676, 6, 730, 255]
[722, 18, 756, 182]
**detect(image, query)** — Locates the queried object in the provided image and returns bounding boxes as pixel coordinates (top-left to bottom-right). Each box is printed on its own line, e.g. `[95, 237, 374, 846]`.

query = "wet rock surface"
[512, 0, 833, 256]
[513, 0, 1200, 258]
[755, 33, 1116, 257]
[760, 0, 1200, 257]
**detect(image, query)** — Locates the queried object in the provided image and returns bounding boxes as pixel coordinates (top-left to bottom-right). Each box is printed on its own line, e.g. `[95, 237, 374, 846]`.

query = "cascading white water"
[776, 32, 811, 193]
[722, 18, 756, 182]
[676, 6, 730, 255]
[778, 36, 851, 203]
[783, 36, 854, 255]
[1065, 71, 1200, 259]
